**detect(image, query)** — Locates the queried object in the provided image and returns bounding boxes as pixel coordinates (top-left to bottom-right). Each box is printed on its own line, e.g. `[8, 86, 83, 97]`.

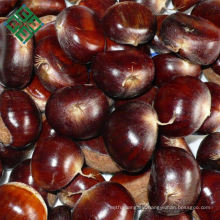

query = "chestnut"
[105, 37, 134, 52]
[191, 0, 220, 28]
[194, 170, 220, 219]
[159, 135, 193, 155]
[9, 159, 58, 208]
[198, 82, 220, 134]
[140, 209, 192, 220]
[102, 2, 156, 46]
[58, 167, 105, 207]
[24, 75, 51, 112]
[203, 68, 220, 87]
[153, 54, 201, 87]
[72, 182, 136, 220]
[0, 182, 47, 219]
[19, 0, 66, 17]
[0, 90, 42, 149]
[159, 13, 220, 65]
[31, 135, 84, 191]
[196, 132, 220, 171]
[79, 0, 116, 20]
[115, 86, 158, 108]
[92, 50, 155, 99]
[0, 143, 31, 169]
[56, 6, 105, 63]
[172, 0, 200, 12]
[45, 85, 109, 140]
[154, 76, 211, 137]
[119, 0, 168, 14]
[212, 56, 220, 76]
[110, 169, 151, 206]
[0, 0, 18, 16]
[0, 158, 2, 179]
[148, 147, 201, 216]
[0, 22, 33, 89]
[48, 206, 72, 220]
[77, 136, 122, 173]
[35, 36, 88, 92]
[104, 101, 158, 172]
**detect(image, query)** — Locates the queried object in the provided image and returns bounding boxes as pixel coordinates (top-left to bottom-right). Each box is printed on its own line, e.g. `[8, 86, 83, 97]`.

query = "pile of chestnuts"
[0, 0, 219, 219]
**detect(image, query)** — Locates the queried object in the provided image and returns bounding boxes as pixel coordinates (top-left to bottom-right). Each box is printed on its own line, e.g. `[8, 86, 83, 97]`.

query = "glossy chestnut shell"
[0, 0, 18, 16]
[104, 101, 158, 172]
[196, 132, 220, 171]
[148, 147, 201, 216]
[103, 2, 156, 46]
[48, 206, 72, 220]
[0, 90, 42, 149]
[72, 182, 136, 220]
[154, 76, 211, 137]
[0, 182, 47, 220]
[45, 85, 109, 140]
[172, 0, 200, 12]
[92, 50, 155, 99]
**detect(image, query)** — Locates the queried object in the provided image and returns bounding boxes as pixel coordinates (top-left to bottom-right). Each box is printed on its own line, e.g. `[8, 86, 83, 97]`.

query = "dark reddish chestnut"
[194, 170, 220, 220]
[72, 182, 136, 220]
[56, 6, 105, 63]
[0, 23, 33, 89]
[104, 101, 158, 172]
[191, 0, 220, 28]
[140, 209, 192, 220]
[35, 36, 88, 92]
[103, 2, 156, 46]
[31, 135, 84, 191]
[39, 15, 57, 24]
[58, 167, 105, 207]
[0, 143, 31, 169]
[79, 0, 116, 20]
[105, 37, 134, 51]
[0, 90, 42, 149]
[153, 54, 201, 87]
[0, 182, 47, 220]
[172, 0, 200, 12]
[38, 119, 57, 142]
[212, 56, 220, 75]
[159, 135, 193, 155]
[148, 147, 201, 216]
[198, 82, 220, 134]
[92, 50, 154, 99]
[115, 86, 158, 108]
[110, 169, 151, 206]
[150, 15, 170, 54]
[9, 159, 58, 207]
[203, 68, 220, 86]
[0, 158, 2, 179]
[45, 85, 109, 140]
[77, 136, 121, 173]
[196, 133, 220, 171]
[0, 0, 18, 16]
[19, 0, 66, 16]
[48, 206, 72, 220]
[154, 76, 211, 137]
[159, 13, 220, 65]
[24, 75, 51, 112]
[120, 0, 168, 14]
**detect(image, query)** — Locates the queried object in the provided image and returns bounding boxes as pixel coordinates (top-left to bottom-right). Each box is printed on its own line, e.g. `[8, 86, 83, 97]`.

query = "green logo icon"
[4, 4, 44, 44]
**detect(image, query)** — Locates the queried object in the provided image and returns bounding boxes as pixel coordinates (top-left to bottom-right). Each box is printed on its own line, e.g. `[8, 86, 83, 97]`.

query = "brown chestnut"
[0, 0, 18, 16]
[58, 167, 105, 207]
[45, 85, 109, 140]
[56, 6, 105, 63]
[104, 101, 158, 172]
[0, 158, 2, 179]
[105, 37, 134, 52]
[212, 56, 220, 76]
[72, 182, 136, 220]
[154, 76, 211, 137]
[196, 132, 220, 171]
[77, 136, 122, 173]
[203, 67, 220, 87]
[0, 22, 33, 89]
[153, 54, 201, 87]
[31, 135, 84, 191]
[35, 36, 88, 92]
[48, 206, 72, 220]
[92, 50, 155, 99]
[148, 147, 201, 216]
[159, 13, 220, 65]
[198, 82, 220, 134]
[172, 0, 200, 12]
[0, 182, 47, 220]
[0, 90, 42, 149]
[103, 2, 156, 46]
